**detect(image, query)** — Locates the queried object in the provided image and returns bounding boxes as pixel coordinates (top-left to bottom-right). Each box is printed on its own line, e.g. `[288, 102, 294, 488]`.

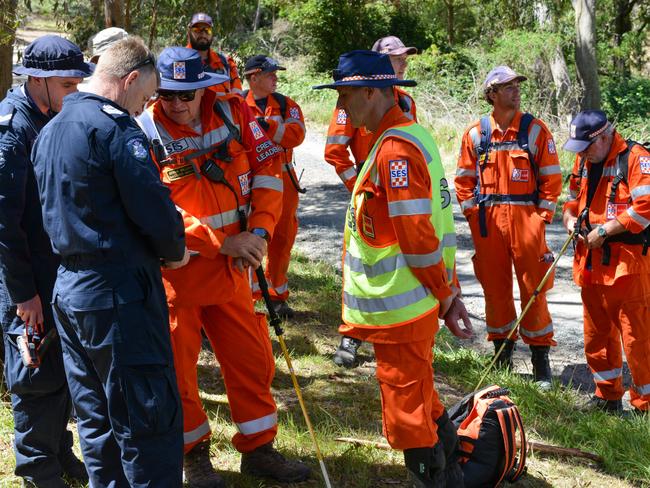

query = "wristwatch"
[251, 227, 270, 242]
[597, 225, 608, 238]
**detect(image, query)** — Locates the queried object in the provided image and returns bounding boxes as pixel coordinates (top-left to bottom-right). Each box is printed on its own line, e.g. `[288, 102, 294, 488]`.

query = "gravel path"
[293, 123, 634, 405]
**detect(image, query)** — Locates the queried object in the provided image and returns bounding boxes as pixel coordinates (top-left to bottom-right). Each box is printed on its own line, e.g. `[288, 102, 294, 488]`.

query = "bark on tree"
[0, 0, 18, 98]
[613, 0, 636, 77]
[104, 0, 124, 28]
[253, 0, 262, 32]
[573, 0, 600, 110]
[444, 0, 455, 46]
[549, 46, 578, 117]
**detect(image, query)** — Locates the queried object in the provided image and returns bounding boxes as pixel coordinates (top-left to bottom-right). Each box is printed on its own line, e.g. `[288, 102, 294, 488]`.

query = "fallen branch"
[334, 437, 603, 464]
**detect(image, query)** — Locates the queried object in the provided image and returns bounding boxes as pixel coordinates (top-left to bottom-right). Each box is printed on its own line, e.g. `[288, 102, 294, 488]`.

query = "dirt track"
[292, 124, 634, 407]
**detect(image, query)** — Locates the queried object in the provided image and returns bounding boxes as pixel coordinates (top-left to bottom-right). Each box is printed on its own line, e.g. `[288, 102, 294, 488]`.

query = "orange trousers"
[372, 315, 444, 450]
[468, 207, 555, 346]
[581, 273, 650, 411]
[168, 277, 277, 454]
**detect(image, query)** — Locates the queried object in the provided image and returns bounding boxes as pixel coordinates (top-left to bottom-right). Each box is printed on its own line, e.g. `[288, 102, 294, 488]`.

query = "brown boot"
[183, 441, 225, 488]
[240, 442, 311, 483]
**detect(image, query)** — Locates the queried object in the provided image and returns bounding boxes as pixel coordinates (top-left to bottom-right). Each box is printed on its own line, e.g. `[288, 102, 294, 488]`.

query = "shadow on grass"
[558, 362, 633, 395]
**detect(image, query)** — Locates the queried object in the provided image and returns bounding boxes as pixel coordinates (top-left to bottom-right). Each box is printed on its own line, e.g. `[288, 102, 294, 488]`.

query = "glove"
[256, 117, 270, 131]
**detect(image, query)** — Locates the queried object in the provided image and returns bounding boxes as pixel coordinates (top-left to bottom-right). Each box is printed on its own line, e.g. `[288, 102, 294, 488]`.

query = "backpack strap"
[517, 113, 536, 176]
[271, 92, 288, 120]
[217, 52, 231, 79]
[495, 407, 518, 486]
[397, 94, 410, 113]
[506, 405, 527, 482]
[183, 99, 241, 164]
[475, 115, 492, 238]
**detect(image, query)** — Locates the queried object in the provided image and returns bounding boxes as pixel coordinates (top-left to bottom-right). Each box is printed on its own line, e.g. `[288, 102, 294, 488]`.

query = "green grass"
[1, 252, 647, 486]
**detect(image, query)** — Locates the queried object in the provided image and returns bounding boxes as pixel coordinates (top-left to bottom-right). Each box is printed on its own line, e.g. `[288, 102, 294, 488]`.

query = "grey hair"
[94, 37, 159, 84]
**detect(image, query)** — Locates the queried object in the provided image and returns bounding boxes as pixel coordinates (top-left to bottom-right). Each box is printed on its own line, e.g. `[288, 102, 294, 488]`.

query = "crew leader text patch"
[389, 160, 409, 188]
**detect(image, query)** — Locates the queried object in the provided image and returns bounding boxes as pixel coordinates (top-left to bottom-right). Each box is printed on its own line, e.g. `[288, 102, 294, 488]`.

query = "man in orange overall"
[315, 50, 472, 487]
[187, 12, 243, 95]
[243, 55, 306, 318]
[138, 47, 311, 487]
[455, 65, 562, 389]
[562, 110, 650, 415]
[329, 36, 418, 368]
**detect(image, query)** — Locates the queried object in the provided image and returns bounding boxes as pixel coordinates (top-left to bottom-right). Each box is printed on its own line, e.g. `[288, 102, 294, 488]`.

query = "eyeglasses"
[191, 26, 212, 35]
[129, 54, 155, 73]
[157, 90, 197, 102]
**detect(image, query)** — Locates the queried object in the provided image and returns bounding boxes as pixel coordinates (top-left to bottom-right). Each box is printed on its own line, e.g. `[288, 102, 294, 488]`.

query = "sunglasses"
[157, 90, 197, 102]
[191, 26, 212, 35]
[129, 54, 155, 73]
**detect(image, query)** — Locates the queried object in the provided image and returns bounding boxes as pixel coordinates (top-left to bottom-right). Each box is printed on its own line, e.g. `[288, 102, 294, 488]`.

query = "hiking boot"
[530, 345, 552, 390]
[59, 449, 88, 483]
[333, 336, 362, 368]
[444, 462, 465, 487]
[435, 411, 465, 487]
[22, 478, 67, 488]
[271, 300, 295, 319]
[581, 395, 623, 414]
[241, 442, 310, 483]
[183, 440, 225, 488]
[403, 443, 445, 488]
[493, 339, 515, 370]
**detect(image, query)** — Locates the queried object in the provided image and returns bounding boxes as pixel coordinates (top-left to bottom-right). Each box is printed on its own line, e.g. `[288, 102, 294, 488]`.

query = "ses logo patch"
[511, 168, 529, 182]
[289, 106, 300, 119]
[389, 160, 409, 188]
[336, 109, 347, 125]
[639, 156, 650, 174]
[249, 121, 264, 140]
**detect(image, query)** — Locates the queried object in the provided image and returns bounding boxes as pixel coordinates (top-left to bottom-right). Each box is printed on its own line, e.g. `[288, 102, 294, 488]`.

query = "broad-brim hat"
[243, 55, 286, 76]
[13, 35, 94, 78]
[371, 36, 417, 56]
[313, 50, 416, 90]
[563, 110, 610, 153]
[483, 65, 527, 91]
[158, 47, 229, 91]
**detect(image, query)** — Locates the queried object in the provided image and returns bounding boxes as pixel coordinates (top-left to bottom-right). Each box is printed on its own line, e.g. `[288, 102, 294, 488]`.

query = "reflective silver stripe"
[285, 118, 306, 132]
[469, 126, 481, 152]
[184, 419, 211, 445]
[568, 189, 578, 201]
[339, 166, 357, 183]
[267, 115, 284, 122]
[487, 321, 516, 334]
[538, 199, 556, 212]
[539, 164, 561, 176]
[456, 168, 475, 178]
[273, 121, 286, 144]
[631, 185, 650, 200]
[528, 123, 542, 157]
[384, 129, 432, 163]
[344, 285, 430, 313]
[492, 142, 522, 152]
[592, 368, 622, 382]
[404, 111, 415, 121]
[627, 207, 650, 227]
[461, 198, 476, 211]
[345, 253, 407, 278]
[602, 166, 618, 178]
[633, 382, 650, 396]
[274, 282, 289, 294]
[327, 135, 351, 145]
[252, 175, 283, 192]
[217, 100, 237, 129]
[231, 87, 245, 96]
[404, 250, 442, 268]
[200, 204, 249, 230]
[236, 412, 277, 435]
[483, 200, 535, 207]
[520, 322, 554, 338]
[251, 282, 260, 292]
[388, 198, 432, 217]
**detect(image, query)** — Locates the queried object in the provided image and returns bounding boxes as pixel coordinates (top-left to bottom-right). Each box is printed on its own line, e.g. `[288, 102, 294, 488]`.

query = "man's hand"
[220, 232, 267, 269]
[443, 297, 473, 339]
[163, 247, 191, 270]
[585, 227, 606, 249]
[17, 295, 44, 334]
[562, 211, 578, 235]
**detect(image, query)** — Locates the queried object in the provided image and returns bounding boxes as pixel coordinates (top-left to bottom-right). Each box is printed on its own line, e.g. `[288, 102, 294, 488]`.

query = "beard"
[190, 35, 212, 51]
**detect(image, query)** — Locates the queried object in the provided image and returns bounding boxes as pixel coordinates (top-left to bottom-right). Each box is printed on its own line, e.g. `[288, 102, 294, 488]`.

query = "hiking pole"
[255, 267, 332, 488]
[474, 209, 588, 392]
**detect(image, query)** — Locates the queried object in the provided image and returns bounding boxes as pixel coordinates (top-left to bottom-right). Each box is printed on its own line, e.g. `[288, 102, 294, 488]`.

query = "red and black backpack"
[448, 385, 527, 487]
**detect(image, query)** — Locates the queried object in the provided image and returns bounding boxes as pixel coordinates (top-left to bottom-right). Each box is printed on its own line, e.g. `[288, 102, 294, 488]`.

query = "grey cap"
[483, 65, 527, 91]
[90, 27, 128, 62]
[371, 36, 417, 56]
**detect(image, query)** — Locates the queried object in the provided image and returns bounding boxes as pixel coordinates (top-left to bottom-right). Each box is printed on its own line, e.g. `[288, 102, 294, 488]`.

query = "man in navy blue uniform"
[0, 35, 91, 488]
[32, 36, 189, 487]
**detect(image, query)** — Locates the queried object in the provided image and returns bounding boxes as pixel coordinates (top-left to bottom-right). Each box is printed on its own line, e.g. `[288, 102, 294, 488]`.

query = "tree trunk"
[444, 0, 455, 46]
[104, 0, 124, 28]
[124, 0, 131, 31]
[148, 0, 158, 49]
[613, 0, 634, 77]
[252, 0, 262, 32]
[549, 45, 578, 118]
[0, 0, 18, 98]
[573, 0, 600, 110]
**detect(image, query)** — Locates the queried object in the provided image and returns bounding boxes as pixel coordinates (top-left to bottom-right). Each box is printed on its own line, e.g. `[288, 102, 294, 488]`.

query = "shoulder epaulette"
[0, 103, 16, 128]
[101, 104, 128, 118]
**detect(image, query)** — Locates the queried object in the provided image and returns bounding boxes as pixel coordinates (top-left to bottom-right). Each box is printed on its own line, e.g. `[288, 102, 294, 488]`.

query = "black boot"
[240, 442, 311, 483]
[403, 443, 445, 488]
[58, 448, 88, 484]
[332, 336, 362, 368]
[436, 411, 464, 487]
[530, 345, 552, 390]
[493, 339, 515, 370]
[183, 440, 226, 488]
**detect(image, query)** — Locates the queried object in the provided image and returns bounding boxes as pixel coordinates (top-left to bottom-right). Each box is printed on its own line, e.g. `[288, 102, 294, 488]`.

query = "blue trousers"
[0, 284, 74, 486]
[52, 263, 183, 488]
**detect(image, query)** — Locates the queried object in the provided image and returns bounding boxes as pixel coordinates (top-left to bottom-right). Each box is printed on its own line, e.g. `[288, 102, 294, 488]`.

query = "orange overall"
[340, 105, 454, 450]
[325, 88, 416, 192]
[564, 133, 650, 411]
[245, 90, 306, 301]
[144, 90, 284, 453]
[188, 45, 243, 95]
[455, 111, 562, 345]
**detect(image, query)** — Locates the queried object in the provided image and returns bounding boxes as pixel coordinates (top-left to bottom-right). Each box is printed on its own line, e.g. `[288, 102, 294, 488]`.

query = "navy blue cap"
[157, 47, 229, 91]
[243, 55, 286, 76]
[313, 50, 416, 90]
[563, 110, 609, 153]
[13, 35, 94, 78]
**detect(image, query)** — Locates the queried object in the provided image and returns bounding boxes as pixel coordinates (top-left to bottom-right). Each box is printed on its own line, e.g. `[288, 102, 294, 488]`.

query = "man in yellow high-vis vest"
[314, 50, 473, 487]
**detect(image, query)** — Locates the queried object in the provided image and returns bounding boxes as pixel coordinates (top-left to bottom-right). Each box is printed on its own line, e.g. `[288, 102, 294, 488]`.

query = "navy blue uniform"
[32, 91, 186, 488]
[0, 85, 76, 486]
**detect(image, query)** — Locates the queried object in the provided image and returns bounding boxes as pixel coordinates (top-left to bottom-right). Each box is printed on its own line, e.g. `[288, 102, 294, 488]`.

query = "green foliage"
[602, 76, 650, 139]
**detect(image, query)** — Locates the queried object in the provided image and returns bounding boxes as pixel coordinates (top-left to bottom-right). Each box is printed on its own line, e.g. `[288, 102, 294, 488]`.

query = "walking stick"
[255, 267, 333, 488]
[474, 208, 588, 392]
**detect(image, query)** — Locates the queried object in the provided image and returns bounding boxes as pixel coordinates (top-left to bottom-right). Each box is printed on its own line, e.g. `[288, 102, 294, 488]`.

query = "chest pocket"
[508, 150, 533, 187]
